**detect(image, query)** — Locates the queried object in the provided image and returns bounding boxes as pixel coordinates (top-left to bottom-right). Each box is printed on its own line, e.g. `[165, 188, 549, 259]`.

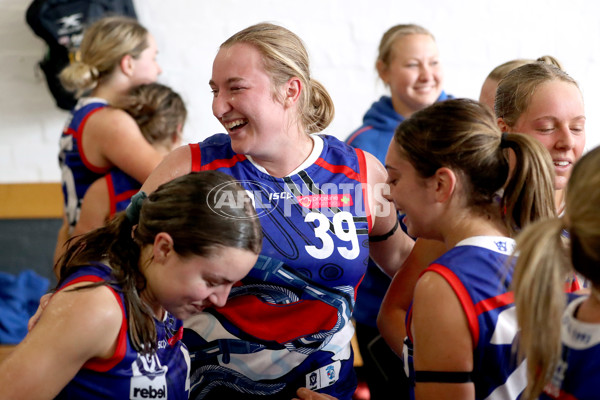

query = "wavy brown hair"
[56, 171, 263, 355]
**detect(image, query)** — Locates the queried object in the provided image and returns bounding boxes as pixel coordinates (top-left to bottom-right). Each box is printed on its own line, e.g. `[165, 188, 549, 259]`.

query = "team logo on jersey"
[130, 353, 169, 399]
[306, 361, 341, 390]
[296, 194, 353, 209]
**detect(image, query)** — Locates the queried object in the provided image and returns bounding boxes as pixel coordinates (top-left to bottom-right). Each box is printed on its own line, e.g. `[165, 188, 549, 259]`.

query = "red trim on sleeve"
[189, 143, 201, 172]
[106, 174, 117, 217]
[354, 148, 372, 232]
[58, 275, 128, 372]
[474, 292, 514, 316]
[314, 157, 361, 181]
[74, 107, 111, 174]
[346, 126, 372, 146]
[200, 154, 247, 171]
[426, 264, 480, 348]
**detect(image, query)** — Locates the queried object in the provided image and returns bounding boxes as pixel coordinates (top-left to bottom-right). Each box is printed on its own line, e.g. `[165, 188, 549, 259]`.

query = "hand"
[293, 387, 338, 400]
[27, 293, 52, 331]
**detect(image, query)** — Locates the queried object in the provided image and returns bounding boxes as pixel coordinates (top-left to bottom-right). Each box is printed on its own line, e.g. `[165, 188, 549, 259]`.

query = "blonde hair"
[60, 16, 149, 97]
[513, 145, 600, 400]
[392, 98, 556, 235]
[376, 24, 434, 69]
[221, 22, 334, 134]
[494, 55, 577, 127]
[118, 83, 187, 146]
[485, 59, 535, 82]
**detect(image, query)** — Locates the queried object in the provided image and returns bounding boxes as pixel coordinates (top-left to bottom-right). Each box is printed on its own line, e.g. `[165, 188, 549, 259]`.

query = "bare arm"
[364, 151, 414, 276]
[82, 108, 163, 183]
[377, 238, 447, 353]
[140, 144, 192, 194]
[72, 176, 110, 236]
[53, 215, 70, 278]
[411, 272, 475, 400]
[0, 283, 122, 399]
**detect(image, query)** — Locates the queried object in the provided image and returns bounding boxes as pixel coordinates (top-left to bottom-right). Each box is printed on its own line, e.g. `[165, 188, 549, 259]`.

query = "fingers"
[294, 387, 338, 400]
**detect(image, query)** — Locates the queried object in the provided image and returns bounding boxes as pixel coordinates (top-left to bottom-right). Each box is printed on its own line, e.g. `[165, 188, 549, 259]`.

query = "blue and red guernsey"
[59, 98, 110, 229]
[56, 263, 190, 400]
[540, 295, 600, 400]
[105, 169, 141, 218]
[183, 133, 371, 399]
[405, 236, 526, 400]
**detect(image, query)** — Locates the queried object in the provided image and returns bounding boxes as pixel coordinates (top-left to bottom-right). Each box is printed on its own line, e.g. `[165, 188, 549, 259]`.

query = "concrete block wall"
[1, 0, 599, 183]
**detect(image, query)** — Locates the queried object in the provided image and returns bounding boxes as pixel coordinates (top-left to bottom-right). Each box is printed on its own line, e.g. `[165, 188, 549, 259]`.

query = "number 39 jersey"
[405, 236, 525, 400]
[184, 133, 371, 399]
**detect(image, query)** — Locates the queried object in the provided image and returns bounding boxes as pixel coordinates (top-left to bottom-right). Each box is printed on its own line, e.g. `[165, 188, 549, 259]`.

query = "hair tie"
[500, 132, 510, 148]
[126, 191, 148, 223]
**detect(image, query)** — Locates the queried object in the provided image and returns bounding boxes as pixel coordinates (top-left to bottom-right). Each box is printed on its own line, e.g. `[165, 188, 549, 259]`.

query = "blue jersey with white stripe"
[405, 236, 525, 400]
[183, 133, 371, 399]
[56, 263, 190, 400]
[59, 98, 110, 229]
[540, 295, 600, 400]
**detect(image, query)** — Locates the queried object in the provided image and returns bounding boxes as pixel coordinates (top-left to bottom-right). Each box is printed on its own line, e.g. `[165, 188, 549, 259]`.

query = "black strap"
[415, 370, 473, 383]
[370, 218, 399, 242]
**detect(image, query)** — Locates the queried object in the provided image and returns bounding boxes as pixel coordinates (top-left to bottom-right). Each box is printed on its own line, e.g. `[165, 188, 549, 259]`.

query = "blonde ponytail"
[513, 218, 570, 400]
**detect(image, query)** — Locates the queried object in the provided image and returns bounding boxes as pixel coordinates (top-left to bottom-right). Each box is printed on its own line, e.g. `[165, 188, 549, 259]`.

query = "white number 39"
[304, 211, 359, 260]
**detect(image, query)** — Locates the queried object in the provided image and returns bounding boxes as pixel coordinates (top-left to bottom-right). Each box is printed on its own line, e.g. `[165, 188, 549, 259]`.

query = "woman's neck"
[251, 132, 315, 178]
[391, 95, 417, 118]
[576, 287, 600, 324]
[91, 75, 132, 105]
[441, 211, 509, 249]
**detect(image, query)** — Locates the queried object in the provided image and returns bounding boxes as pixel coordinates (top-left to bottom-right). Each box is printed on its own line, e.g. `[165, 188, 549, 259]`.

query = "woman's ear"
[376, 59, 389, 84]
[497, 117, 510, 133]
[432, 167, 456, 203]
[120, 54, 134, 77]
[152, 232, 174, 263]
[283, 77, 302, 108]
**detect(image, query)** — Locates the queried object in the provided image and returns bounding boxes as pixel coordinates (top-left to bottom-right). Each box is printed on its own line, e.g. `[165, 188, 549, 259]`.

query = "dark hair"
[119, 83, 187, 145]
[56, 171, 262, 354]
[392, 98, 556, 234]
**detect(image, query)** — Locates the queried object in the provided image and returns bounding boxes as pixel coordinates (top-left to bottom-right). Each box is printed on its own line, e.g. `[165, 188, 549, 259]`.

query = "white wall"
[1, 0, 599, 183]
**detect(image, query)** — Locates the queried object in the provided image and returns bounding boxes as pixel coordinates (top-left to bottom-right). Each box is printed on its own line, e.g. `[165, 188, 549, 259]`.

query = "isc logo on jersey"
[130, 353, 169, 399]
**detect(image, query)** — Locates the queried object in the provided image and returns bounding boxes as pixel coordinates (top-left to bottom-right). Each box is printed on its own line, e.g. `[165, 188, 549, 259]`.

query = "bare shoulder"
[141, 144, 193, 193]
[411, 270, 473, 371]
[362, 150, 387, 184]
[47, 282, 123, 334]
[87, 107, 138, 134]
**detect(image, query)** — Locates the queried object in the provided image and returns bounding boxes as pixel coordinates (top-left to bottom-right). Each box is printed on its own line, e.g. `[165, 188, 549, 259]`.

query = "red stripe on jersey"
[565, 274, 582, 293]
[426, 264, 480, 347]
[217, 296, 339, 343]
[543, 384, 579, 400]
[168, 326, 184, 347]
[314, 157, 361, 182]
[106, 174, 116, 217]
[189, 143, 201, 172]
[346, 126, 372, 146]
[474, 292, 514, 316]
[58, 275, 128, 371]
[73, 107, 111, 174]
[189, 148, 247, 172]
[354, 148, 372, 232]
